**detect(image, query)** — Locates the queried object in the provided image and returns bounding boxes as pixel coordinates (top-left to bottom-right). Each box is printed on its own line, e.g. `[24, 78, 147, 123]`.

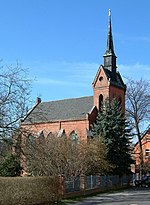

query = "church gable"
[92, 65, 110, 110]
[92, 65, 109, 89]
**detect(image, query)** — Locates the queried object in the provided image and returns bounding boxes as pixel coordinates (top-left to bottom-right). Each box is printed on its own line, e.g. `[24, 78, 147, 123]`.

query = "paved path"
[65, 188, 150, 205]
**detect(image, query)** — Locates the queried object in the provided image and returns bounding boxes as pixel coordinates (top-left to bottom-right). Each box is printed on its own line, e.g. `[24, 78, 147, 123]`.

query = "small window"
[146, 137, 150, 142]
[145, 149, 150, 158]
[69, 131, 78, 143]
[36, 130, 44, 139]
[57, 129, 66, 138]
[99, 76, 103, 81]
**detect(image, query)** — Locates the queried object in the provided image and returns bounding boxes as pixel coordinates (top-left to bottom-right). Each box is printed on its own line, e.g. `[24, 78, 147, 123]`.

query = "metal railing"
[59, 174, 130, 197]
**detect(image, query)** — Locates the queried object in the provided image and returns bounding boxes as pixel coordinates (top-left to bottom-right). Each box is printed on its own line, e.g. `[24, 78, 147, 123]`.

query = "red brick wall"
[134, 130, 150, 166]
[21, 118, 89, 141]
[88, 106, 98, 130]
[92, 66, 110, 109]
[109, 84, 125, 113]
[92, 66, 125, 113]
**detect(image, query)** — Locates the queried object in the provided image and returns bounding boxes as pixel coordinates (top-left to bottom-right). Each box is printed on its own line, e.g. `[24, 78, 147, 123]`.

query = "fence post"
[80, 175, 86, 194]
[110, 176, 112, 188]
[58, 175, 64, 198]
[127, 175, 130, 186]
[91, 175, 93, 189]
[97, 175, 101, 187]
[119, 175, 122, 187]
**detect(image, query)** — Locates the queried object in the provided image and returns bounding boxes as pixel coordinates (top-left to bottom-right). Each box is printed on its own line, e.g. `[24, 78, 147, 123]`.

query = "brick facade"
[134, 129, 150, 171]
[21, 65, 125, 141]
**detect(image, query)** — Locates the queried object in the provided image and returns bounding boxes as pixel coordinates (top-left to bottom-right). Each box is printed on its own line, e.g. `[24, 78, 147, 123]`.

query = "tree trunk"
[136, 122, 143, 179]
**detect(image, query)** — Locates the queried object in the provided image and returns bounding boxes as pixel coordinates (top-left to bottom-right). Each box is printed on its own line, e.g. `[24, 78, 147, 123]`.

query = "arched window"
[57, 129, 66, 138]
[27, 133, 36, 148]
[69, 130, 78, 143]
[99, 94, 103, 111]
[47, 132, 54, 139]
[36, 130, 45, 139]
[118, 96, 122, 107]
[36, 130, 45, 143]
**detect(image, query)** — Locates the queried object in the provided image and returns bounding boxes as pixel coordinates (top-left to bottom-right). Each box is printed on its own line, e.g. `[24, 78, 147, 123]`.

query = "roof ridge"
[41, 95, 93, 104]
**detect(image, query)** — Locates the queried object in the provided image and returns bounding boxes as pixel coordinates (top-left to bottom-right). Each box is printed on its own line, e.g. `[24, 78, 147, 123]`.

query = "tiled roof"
[22, 96, 93, 124]
[103, 67, 126, 89]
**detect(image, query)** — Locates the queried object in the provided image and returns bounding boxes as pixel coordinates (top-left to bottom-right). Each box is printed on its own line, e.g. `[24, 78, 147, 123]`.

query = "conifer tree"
[92, 99, 133, 176]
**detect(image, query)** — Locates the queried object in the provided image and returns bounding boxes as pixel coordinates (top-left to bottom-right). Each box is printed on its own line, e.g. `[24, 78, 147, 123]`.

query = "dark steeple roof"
[106, 9, 115, 55]
[103, 9, 117, 74]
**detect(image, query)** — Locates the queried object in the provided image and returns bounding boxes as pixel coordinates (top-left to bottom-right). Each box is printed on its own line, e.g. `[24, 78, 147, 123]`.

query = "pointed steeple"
[103, 9, 117, 74]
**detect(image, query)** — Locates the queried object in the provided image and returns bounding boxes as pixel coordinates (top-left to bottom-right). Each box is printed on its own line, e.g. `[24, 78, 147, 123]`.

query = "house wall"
[134, 129, 150, 169]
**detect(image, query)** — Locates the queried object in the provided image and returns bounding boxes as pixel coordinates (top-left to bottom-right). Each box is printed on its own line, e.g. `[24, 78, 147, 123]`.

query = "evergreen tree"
[0, 154, 22, 176]
[92, 99, 133, 176]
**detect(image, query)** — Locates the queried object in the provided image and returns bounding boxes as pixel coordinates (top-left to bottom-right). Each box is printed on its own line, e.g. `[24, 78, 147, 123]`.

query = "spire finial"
[108, 9, 111, 17]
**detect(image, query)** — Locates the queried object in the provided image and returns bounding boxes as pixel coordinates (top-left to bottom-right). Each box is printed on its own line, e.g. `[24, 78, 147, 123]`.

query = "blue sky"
[0, 0, 150, 103]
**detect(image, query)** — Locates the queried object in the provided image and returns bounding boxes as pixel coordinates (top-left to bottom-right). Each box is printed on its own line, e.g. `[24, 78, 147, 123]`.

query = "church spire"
[103, 9, 117, 74]
[106, 9, 114, 54]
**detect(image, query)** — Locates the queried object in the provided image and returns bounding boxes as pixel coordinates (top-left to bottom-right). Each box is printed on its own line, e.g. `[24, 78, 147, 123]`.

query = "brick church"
[21, 10, 126, 142]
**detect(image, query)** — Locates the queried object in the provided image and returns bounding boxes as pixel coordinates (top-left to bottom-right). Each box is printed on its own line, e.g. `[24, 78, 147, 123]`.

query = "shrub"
[0, 176, 59, 205]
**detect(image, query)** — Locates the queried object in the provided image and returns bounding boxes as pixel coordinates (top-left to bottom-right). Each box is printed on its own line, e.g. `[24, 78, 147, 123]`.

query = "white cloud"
[35, 77, 90, 87]
[32, 61, 150, 88]
[119, 62, 150, 81]
[33, 61, 99, 87]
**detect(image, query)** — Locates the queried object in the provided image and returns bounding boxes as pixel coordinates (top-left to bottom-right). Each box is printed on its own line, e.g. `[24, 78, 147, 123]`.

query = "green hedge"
[0, 176, 59, 205]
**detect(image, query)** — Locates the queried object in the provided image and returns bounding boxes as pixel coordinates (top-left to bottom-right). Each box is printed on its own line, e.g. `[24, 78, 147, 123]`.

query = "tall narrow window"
[145, 149, 150, 158]
[99, 94, 103, 111]
[57, 129, 66, 138]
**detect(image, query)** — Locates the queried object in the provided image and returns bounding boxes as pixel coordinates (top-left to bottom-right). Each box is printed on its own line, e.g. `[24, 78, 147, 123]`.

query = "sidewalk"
[62, 192, 115, 205]
[62, 187, 150, 205]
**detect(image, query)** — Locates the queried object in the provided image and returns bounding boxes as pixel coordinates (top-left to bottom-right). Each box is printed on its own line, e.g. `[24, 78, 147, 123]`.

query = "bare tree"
[126, 78, 150, 173]
[0, 63, 31, 142]
[85, 137, 110, 175]
[24, 134, 109, 177]
[0, 62, 31, 176]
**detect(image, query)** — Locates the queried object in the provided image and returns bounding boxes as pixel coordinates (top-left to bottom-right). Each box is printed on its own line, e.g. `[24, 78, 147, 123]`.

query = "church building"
[21, 10, 126, 142]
